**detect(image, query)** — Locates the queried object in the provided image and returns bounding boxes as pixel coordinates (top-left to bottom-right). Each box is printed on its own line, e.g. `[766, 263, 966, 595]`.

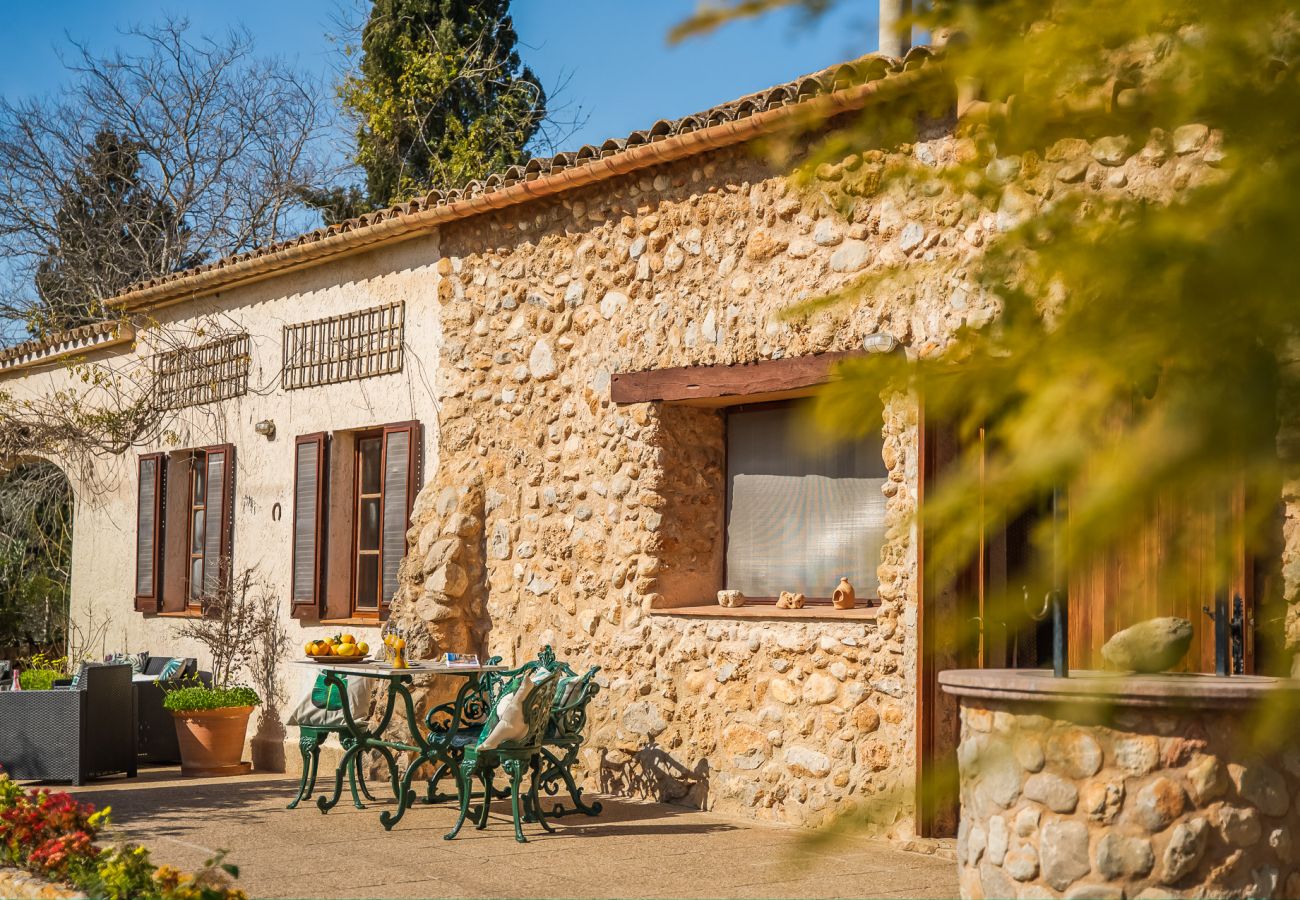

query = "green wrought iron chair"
[424, 648, 603, 818]
[287, 672, 375, 810]
[534, 655, 603, 818]
[424, 655, 508, 804]
[444, 666, 562, 843]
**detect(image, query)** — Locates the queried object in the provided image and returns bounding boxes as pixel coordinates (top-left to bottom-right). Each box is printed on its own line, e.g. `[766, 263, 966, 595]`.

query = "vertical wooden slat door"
[1068, 486, 1252, 674]
[917, 416, 985, 839]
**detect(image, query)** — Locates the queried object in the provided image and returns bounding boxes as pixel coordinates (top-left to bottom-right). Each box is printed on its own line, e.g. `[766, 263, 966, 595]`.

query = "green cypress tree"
[33, 131, 194, 334]
[337, 0, 547, 211]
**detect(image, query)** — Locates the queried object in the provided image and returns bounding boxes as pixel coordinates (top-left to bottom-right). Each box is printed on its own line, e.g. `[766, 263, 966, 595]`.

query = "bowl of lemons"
[304, 634, 371, 662]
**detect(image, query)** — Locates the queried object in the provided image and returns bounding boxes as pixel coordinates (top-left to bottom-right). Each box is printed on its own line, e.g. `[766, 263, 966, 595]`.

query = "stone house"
[0, 45, 1261, 843]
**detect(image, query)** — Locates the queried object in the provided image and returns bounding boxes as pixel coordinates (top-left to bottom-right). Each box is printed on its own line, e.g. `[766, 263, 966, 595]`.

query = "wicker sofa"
[134, 655, 203, 764]
[0, 662, 137, 784]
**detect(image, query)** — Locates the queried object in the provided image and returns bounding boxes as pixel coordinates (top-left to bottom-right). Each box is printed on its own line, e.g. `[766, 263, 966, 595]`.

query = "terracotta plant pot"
[171, 706, 254, 777]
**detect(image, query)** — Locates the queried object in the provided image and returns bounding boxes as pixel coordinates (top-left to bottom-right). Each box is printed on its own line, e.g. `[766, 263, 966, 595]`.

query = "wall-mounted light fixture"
[253, 419, 277, 440]
[862, 332, 900, 354]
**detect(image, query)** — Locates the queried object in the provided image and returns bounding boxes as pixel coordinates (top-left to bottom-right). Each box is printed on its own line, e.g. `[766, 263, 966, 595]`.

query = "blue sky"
[0, 1, 878, 152]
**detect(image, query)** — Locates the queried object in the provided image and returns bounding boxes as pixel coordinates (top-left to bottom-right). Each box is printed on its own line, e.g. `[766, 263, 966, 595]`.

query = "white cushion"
[478, 668, 550, 751]
[288, 673, 372, 728]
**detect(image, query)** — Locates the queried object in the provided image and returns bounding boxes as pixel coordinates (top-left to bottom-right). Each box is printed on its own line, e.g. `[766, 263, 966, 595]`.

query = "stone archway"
[0, 458, 73, 657]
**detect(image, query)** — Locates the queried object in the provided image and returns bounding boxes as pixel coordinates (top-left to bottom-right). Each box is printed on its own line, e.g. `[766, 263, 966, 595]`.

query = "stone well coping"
[938, 667, 1300, 709]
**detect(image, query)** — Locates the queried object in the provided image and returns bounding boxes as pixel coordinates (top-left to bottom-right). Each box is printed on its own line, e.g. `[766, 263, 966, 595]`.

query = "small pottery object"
[776, 591, 806, 609]
[831, 577, 857, 610]
[717, 590, 746, 608]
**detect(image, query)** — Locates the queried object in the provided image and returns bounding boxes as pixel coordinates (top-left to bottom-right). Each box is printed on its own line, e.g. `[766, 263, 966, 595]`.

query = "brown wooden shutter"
[379, 422, 420, 617]
[201, 444, 235, 601]
[322, 431, 356, 621]
[161, 452, 190, 611]
[291, 433, 328, 619]
[134, 453, 164, 613]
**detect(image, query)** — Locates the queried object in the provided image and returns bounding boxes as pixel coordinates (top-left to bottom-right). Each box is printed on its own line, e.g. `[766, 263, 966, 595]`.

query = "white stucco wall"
[0, 234, 444, 751]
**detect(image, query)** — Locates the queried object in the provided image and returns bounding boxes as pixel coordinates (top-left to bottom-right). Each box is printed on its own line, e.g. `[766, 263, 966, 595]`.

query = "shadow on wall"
[251, 710, 286, 773]
[599, 744, 709, 809]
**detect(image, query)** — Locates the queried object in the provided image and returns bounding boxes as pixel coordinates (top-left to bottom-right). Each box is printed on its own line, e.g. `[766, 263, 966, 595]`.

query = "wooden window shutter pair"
[290, 422, 419, 620]
[133, 446, 235, 614]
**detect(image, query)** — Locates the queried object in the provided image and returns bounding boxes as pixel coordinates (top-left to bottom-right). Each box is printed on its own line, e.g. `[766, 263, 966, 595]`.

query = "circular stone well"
[939, 669, 1300, 900]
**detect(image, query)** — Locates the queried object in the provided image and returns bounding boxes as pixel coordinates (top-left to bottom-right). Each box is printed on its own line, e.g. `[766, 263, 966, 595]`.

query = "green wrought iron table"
[290, 659, 505, 831]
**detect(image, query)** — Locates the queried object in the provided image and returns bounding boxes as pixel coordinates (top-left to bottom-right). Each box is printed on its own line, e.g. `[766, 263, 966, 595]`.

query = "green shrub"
[161, 684, 260, 712]
[18, 669, 62, 691]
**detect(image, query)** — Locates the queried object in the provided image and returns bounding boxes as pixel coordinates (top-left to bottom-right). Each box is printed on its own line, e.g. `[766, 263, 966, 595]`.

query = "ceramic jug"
[832, 577, 856, 610]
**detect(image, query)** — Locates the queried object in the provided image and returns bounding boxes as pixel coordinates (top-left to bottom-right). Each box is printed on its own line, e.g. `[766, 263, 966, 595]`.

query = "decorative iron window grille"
[154, 334, 251, 410]
[282, 302, 404, 390]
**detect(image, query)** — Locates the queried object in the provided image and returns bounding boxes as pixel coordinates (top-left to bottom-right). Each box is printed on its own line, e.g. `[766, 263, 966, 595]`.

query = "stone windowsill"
[650, 603, 881, 622]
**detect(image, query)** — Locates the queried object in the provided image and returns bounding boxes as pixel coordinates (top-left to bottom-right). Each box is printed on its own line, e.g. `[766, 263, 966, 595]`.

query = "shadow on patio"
[60, 767, 956, 899]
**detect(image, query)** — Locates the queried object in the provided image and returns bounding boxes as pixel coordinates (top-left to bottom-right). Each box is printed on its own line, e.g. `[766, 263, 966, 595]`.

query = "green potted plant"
[162, 681, 261, 776]
[16, 652, 67, 690]
[164, 569, 281, 776]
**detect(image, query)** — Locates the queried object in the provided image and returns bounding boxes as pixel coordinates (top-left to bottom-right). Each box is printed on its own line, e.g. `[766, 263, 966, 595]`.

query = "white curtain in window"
[727, 473, 887, 598]
[725, 403, 888, 599]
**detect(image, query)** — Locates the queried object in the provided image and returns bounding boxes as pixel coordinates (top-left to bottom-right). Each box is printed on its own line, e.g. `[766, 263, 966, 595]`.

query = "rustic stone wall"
[954, 694, 1300, 899]
[388, 134, 953, 834]
[390, 457, 492, 662]
[383, 117, 1237, 832]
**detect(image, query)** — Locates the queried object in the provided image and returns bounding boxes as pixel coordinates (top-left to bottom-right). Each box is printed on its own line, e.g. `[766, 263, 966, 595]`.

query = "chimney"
[878, 0, 912, 58]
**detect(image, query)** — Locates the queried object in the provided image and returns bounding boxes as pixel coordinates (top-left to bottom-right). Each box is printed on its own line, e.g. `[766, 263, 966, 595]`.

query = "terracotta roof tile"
[0, 47, 942, 361]
[0, 320, 127, 369]
[109, 48, 935, 298]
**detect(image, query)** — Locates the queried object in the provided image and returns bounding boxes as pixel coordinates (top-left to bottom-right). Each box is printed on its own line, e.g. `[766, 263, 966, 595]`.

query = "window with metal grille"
[282, 302, 404, 390]
[153, 334, 251, 410]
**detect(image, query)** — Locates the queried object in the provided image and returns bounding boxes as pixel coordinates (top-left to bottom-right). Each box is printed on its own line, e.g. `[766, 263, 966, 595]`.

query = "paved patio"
[65, 769, 958, 899]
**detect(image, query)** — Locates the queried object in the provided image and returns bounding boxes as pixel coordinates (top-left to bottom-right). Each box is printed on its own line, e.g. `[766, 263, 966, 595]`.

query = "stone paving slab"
[65, 769, 957, 899]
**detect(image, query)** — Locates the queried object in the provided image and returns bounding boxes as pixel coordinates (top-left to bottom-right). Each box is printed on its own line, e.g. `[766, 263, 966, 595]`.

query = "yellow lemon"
[338, 643, 358, 658]
[357, 642, 369, 656]
[304, 642, 315, 656]
[341, 633, 357, 646]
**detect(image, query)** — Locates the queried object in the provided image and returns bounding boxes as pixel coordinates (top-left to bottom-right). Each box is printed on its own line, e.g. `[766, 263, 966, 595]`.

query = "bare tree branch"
[0, 16, 336, 340]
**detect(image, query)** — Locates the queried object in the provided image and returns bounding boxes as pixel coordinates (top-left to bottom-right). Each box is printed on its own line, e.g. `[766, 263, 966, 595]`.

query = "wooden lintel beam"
[610, 350, 859, 405]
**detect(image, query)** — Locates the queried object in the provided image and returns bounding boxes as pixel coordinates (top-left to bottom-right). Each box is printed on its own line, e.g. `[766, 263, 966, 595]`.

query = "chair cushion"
[142, 656, 168, 676]
[478, 667, 551, 751]
[555, 674, 584, 708]
[449, 727, 483, 750]
[156, 658, 186, 682]
[108, 652, 148, 674]
[288, 673, 372, 728]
